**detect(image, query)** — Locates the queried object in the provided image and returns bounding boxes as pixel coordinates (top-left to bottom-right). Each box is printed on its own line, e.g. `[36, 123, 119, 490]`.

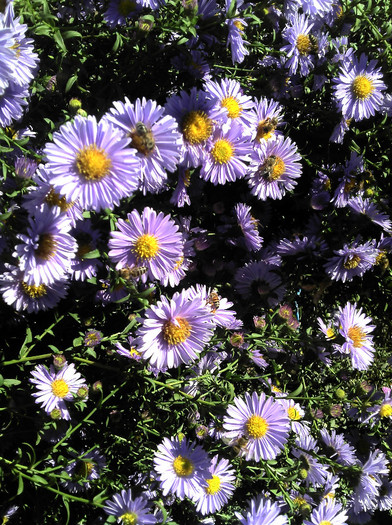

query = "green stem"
[73, 357, 120, 372]
[1, 354, 52, 367]
[22, 314, 65, 359]
[144, 377, 218, 406]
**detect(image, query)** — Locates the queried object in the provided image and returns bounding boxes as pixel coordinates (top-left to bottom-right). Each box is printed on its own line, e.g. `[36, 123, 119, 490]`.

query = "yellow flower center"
[351, 75, 374, 100]
[262, 155, 285, 181]
[21, 282, 47, 298]
[293, 496, 306, 506]
[51, 379, 69, 398]
[320, 522, 333, 525]
[326, 327, 336, 340]
[234, 20, 244, 31]
[76, 145, 112, 181]
[132, 234, 159, 261]
[45, 188, 74, 212]
[211, 139, 234, 164]
[380, 403, 392, 418]
[288, 407, 301, 420]
[35, 233, 58, 260]
[221, 96, 242, 118]
[181, 110, 213, 144]
[246, 414, 269, 438]
[296, 34, 312, 55]
[343, 254, 361, 269]
[173, 455, 194, 476]
[162, 317, 191, 345]
[205, 475, 221, 495]
[129, 347, 141, 358]
[118, 0, 137, 16]
[347, 325, 366, 347]
[120, 513, 138, 525]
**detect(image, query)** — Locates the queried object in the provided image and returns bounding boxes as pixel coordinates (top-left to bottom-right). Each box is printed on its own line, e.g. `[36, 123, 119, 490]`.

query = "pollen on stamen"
[51, 378, 69, 398]
[288, 407, 301, 420]
[246, 414, 269, 438]
[45, 188, 74, 212]
[76, 144, 112, 181]
[162, 317, 191, 345]
[211, 139, 234, 164]
[173, 455, 194, 476]
[296, 34, 312, 55]
[221, 96, 242, 119]
[21, 281, 47, 298]
[343, 254, 361, 269]
[181, 110, 213, 144]
[132, 234, 159, 261]
[347, 325, 366, 347]
[35, 233, 58, 260]
[351, 75, 374, 100]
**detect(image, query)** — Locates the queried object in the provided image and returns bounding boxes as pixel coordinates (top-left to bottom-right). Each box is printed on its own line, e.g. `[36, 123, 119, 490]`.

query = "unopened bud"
[69, 98, 82, 112]
[230, 332, 244, 348]
[335, 388, 346, 400]
[76, 386, 89, 399]
[53, 353, 67, 370]
[329, 404, 342, 418]
[50, 408, 62, 420]
[92, 380, 102, 392]
[177, 432, 185, 443]
[299, 468, 308, 480]
[76, 108, 88, 118]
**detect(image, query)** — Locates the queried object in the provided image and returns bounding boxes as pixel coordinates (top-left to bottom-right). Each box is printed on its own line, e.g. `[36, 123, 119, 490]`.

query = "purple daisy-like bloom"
[165, 87, 227, 168]
[337, 302, 376, 370]
[43, 115, 140, 212]
[108, 207, 183, 282]
[0, 25, 16, 91]
[154, 436, 210, 500]
[193, 455, 236, 515]
[236, 495, 289, 525]
[234, 261, 286, 307]
[351, 450, 389, 514]
[324, 240, 377, 283]
[170, 166, 191, 207]
[0, 264, 69, 313]
[332, 53, 386, 121]
[0, 81, 29, 127]
[103, 0, 143, 27]
[277, 234, 327, 259]
[105, 97, 183, 194]
[14, 206, 77, 286]
[30, 363, 86, 420]
[248, 97, 285, 145]
[14, 157, 38, 179]
[223, 391, 290, 461]
[135, 290, 215, 369]
[115, 335, 143, 361]
[281, 13, 319, 77]
[332, 152, 364, 208]
[104, 489, 157, 524]
[200, 121, 251, 185]
[247, 136, 302, 200]
[276, 398, 310, 439]
[62, 448, 106, 493]
[304, 499, 348, 525]
[320, 429, 357, 466]
[234, 203, 263, 252]
[226, 18, 249, 64]
[291, 434, 329, 487]
[204, 78, 255, 127]
[348, 196, 392, 232]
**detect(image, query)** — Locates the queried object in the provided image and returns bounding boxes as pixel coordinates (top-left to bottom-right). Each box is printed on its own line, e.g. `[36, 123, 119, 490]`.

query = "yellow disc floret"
[347, 325, 366, 347]
[246, 414, 269, 438]
[221, 96, 242, 118]
[45, 188, 74, 212]
[380, 403, 392, 418]
[205, 475, 221, 495]
[162, 317, 191, 345]
[211, 139, 234, 164]
[173, 455, 194, 476]
[35, 233, 58, 260]
[343, 254, 361, 269]
[320, 522, 333, 525]
[288, 407, 301, 420]
[351, 75, 374, 100]
[269, 156, 286, 180]
[51, 379, 69, 398]
[296, 34, 312, 55]
[120, 512, 138, 525]
[21, 282, 47, 298]
[181, 110, 213, 144]
[76, 144, 112, 181]
[133, 234, 159, 260]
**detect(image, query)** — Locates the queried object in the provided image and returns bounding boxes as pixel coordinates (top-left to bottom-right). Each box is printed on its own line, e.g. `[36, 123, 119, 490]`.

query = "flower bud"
[335, 388, 346, 400]
[76, 108, 88, 118]
[68, 98, 82, 112]
[53, 353, 67, 370]
[299, 468, 308, 480]
[50, 408, 62, 420]
[76, 386, 89, 399]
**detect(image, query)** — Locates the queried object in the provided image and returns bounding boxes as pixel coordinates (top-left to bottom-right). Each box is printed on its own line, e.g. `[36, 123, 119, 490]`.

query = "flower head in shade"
[235, 261, 286, 307]
[348, 196, 392, 232]
[333, 53, 386, 121]
[304, 499, 348, 525]
[44, 115, 140, 211]
[62, 449, 106, 493]
[247, 136, 302, 200]
[103, 0, 142, 27]
[165, 87, 227, 168]
[236, 495, 289, 525]
[249, 97, 284, 144]
[105, 97, 183, 194]
[332, 151, 364, 208]
[170, 166, 191, 207]
[235, 203, 263, 252]
[0, 81, 29, 127]
[351, 450, 389, 514]
[291, 435, 329, 487]
[193, 455, 236, 515]
[104, 489, 157, 524]
[223, 392, 290, 461]
[319, 429, 357, 466]
[115, 335, 142, 361]
[14, 156, 38, 179]
[204, 78, 255, 127]
[200, 120, 251, 185]
[226, 18, 249, 64]
[0, 264, 69, 313]
[108, 207, 183, 282]
[14, 206, 77, 286]
[135, 290, 215, 370]
[154, 436, 210, 500]
[84, 330, 103, 348]
[337, 302, 376, 370]
[30, 363, 86, 420]
[324, 240, 377, 282]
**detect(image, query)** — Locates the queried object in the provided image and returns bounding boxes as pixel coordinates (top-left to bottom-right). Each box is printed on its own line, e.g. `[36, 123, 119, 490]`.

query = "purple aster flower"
[234, 261, 286, 307]
[304, 499, 348, 525]
[365, 388, 392, 424]
[378, 479, 392, 511]
[332, 53, 386, 121]
[103, 0, 143, 27]
[62, 449, 106, 493]
[235, 495, 289, 525]
[14, 157, 38, 179]
[171, 49, 211, 81]
[165, 87, 227, 168]
[135, 290, 215, 370]
[291, 435, 329, 487]
[0, 81, 29, 127]
[332, 152, 364, 208]
[247, 136, 302, 200]
[104, 489, 157, 524]
[351, 450, 389, 513]
[226, 18, 249, 64]
[154, 436, 210, 500]
[70, 219, 102, 281]
[248, 97, 284, 144]
[193, 455, 236, 515]
[234, 203, 263, 252]
[348, 196, 392, 232]
[95, 279, 129, 305]
[104, 97, 183, 194]
[204, 78, 255, 127]
[337, 302, 376, 371]
[84, 329, 103, 348]
[319, 429, 357, 466]
[249, 348, 268, 369]
[115, 335, 143, 361]
[223, 391, 290, 461]
[0, 25, 16, 91]
[108, 207, 184, 282]
[0, 264, 69, 313]
[30, 363, 86, 420]
[276, 398, 310, 439]
[300, 0, 334, 16]
[200, 121, 251, 185]
[44, 115, 140, 212]
[170, 166, 191, 207]
[14, 206, 77, 286]
[324, 240, 377, 282]
[276, 235, 327, 259]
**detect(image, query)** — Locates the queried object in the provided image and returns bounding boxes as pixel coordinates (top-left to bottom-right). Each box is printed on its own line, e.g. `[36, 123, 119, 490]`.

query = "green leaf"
[3, 379, 21, 387]
[65, 74, 78, 93]
[53, 29, 67, 54]
[81, 248, 100, 259]
[62, 30, 82, 39]
[17, 473, 24, 495]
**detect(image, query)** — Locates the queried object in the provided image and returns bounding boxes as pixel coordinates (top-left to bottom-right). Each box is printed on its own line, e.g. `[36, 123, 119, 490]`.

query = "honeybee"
[131, 121, 155, 154]
[257, 155, 279, 181]
[256, 117, 278, 141]
[206, 290, 220, 313]
[309, 34, 319, 54]
[118, 265, 148, 280]
[230, 435, 250, 457]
